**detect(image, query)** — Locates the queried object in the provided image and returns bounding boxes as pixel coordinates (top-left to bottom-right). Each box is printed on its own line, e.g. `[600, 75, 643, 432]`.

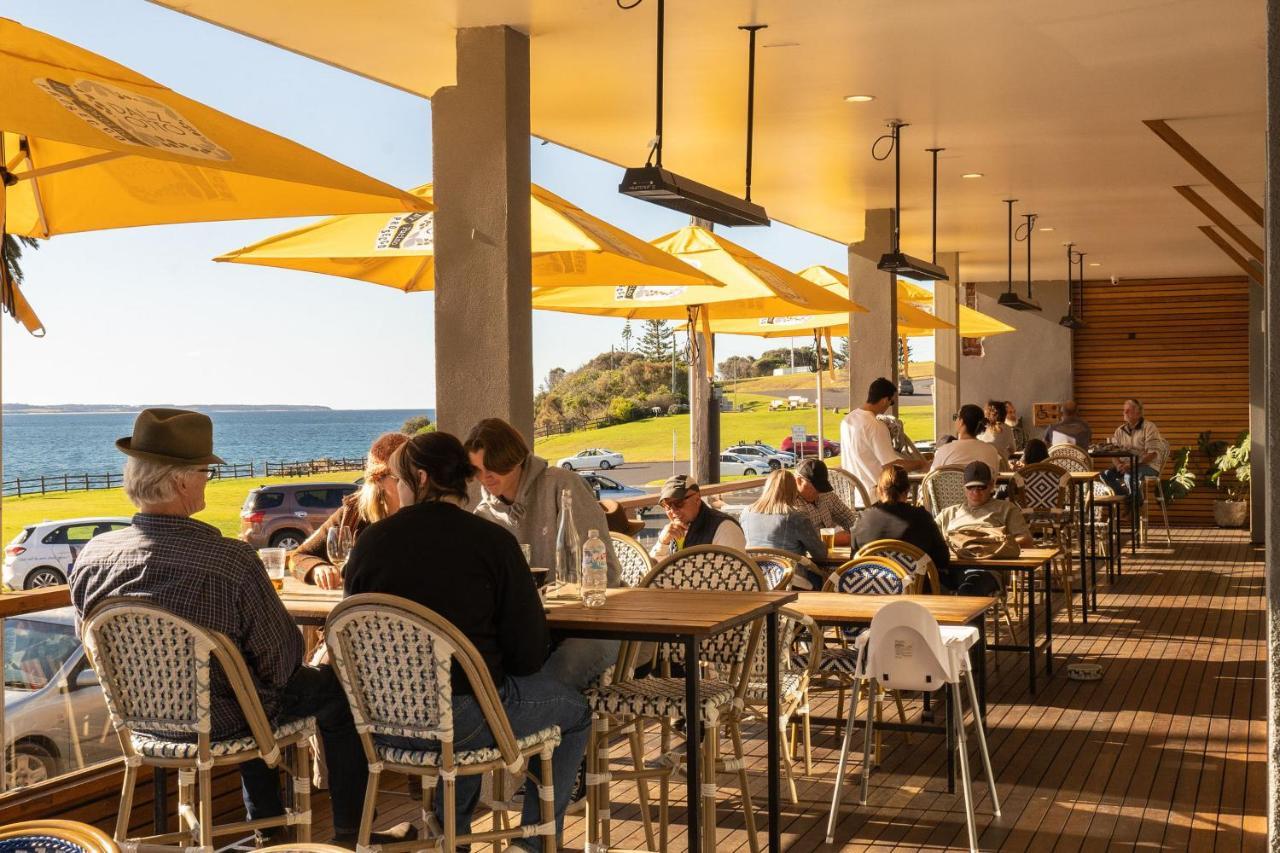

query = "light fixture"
[844, 94, 875, 102]
[875, 121, 948, 281]
[1089, 262, 1101, 267]
[618, 0, 770, 226]
[961, 172, 984, 179]
[997, 199, 1039, 310]
[1039, 226, 1055, 232]
[1059, 242, 1085, 329]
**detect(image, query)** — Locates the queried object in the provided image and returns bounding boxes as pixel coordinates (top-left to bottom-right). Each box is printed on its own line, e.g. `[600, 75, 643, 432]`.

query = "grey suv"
[239, 482, 358, 550]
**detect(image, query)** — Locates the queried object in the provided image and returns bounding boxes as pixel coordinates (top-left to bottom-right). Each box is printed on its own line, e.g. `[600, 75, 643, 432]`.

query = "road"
[732, 377, 933, 410]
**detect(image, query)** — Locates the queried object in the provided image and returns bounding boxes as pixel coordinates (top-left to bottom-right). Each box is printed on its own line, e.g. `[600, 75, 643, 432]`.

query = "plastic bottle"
[580, 529, 609, 608]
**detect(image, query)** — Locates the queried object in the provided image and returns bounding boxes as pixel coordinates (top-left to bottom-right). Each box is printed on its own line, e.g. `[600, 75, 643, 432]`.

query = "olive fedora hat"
[116, 408, 226, 467]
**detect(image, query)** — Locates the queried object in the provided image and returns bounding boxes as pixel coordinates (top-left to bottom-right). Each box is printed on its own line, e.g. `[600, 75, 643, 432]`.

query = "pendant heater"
[997, 200, 1039, 310]
[1059, 242, 1085, 328]
[618, 0, 770, 226]
[875, 121, 948, 281]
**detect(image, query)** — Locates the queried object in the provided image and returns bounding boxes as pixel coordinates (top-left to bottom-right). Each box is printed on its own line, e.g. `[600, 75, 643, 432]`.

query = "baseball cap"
[963, 461, 994, 488]
[660, 474, 699, 502]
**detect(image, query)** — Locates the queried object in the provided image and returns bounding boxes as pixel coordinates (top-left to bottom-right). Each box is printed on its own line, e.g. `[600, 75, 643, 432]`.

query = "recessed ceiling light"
[1039, 226, 1055, 232]
[844, 94, 875, 102]
[1089, 262, 1101, 267]
[961, 172, 984, 179]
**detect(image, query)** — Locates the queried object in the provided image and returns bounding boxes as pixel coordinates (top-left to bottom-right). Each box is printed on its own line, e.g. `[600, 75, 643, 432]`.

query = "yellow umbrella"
[215, 183, 718, 291]
[897, 279, 935, 305]
[0, 18, 427, 333]
[794, 266, 955, 335]
[533, 225, 856, 320]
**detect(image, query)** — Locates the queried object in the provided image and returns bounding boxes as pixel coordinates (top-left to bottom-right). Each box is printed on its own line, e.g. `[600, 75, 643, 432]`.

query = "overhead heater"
[618, 0, 770, 226]
[996, 199, 1040, 310]
[875, 121, 948, 281]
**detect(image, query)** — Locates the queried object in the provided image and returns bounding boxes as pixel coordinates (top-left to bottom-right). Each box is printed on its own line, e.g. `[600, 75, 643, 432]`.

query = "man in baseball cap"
[651, 474, 746, 559]
[935, 459, 1035, 596]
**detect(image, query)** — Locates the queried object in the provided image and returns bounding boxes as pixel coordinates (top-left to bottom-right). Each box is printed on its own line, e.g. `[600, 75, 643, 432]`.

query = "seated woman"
[464, 418, 619, 691]
[343, 432, 590, 849]
[1018, 437, 1050, 467]
[741, 469, 827, 587]
[931, 404, 1005, 472]
[853, 464, 953, 590]
[290, 432, 408, 588]
[979, 399, 1015, 462]
[794, 458, 857, 547]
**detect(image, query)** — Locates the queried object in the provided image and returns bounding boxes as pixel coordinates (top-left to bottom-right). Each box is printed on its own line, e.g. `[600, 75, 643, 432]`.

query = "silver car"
[556, 449, 625, 471]
[4, 608, 118, 788]
[4, 517, 133, 590]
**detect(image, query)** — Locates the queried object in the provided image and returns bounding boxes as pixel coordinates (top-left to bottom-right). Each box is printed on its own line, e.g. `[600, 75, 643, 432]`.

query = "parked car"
[556, 449, 624, 471]
[752, 442, 797, 464]
[780, 434, 841, 458]
[5, 608, 118, 787]
[899, 376, 916, 396]
[718, 453, 765, 476]
[239, 482, 359, 550]
[4, 517, 133, 590]
[724, 445, 792, 470]
[580, 472, 648, 502]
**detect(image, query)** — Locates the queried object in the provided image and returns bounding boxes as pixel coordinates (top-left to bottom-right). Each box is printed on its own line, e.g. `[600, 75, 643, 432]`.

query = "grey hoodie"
[474, 453, 621, 586]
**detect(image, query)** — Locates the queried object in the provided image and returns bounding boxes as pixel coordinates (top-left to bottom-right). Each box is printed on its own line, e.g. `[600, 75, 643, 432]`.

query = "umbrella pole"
[814, 331, 824, 456]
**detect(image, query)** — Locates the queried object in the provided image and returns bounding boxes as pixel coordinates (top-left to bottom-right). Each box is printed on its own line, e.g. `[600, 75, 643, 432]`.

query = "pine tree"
[637, 320, 675, 361]
[620, 321, 633, 352]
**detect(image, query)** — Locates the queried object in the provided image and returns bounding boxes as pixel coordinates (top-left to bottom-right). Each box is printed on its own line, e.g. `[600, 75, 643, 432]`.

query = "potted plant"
[1160, 446, 1196, 504]
[1200, 430, 1250, 527]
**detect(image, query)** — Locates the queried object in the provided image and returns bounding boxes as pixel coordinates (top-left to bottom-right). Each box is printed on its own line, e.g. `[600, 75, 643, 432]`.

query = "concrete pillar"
[1265, 0, 1279, 846]
[933, 252, 961, 439]
[848, 209, 896, 410]
[1251, 281, 1266, 544]
[431, 26, 533, 440]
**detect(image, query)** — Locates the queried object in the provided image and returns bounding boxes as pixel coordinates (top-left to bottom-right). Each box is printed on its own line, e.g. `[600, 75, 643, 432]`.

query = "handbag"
[946, 523, 1021, 560]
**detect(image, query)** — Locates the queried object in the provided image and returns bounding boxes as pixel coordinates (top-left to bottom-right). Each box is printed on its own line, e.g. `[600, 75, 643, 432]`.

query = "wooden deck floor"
[294, 527, 1270, 850]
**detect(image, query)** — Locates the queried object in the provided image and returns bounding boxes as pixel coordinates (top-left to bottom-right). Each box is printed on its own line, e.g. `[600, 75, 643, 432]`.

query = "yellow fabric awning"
[216, 183, 718, 291]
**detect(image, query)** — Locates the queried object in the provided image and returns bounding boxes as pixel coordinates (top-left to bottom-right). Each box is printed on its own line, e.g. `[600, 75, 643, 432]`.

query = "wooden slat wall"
[1072, 275, 1252, 525]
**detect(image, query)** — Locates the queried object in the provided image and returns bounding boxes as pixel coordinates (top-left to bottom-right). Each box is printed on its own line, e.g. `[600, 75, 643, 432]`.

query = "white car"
[4, 517, 132, 590]
[719, 453, 766, 476]
[724, 445, 793, 470]
[557, 449, 624, 471]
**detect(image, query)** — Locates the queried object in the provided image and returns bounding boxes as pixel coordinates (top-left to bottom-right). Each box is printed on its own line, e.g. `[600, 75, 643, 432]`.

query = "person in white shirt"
[649, 475, 747, 559]
[931, 404, 1005, 472]
[839, 377, 926, 495]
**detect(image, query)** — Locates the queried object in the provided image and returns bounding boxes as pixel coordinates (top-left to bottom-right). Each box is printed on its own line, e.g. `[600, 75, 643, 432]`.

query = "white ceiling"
[151, 0, 1266, 282]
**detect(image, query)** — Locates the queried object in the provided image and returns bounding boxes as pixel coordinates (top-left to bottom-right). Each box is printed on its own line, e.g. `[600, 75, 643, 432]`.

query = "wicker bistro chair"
[585, 545, 766, 853]
[747, 547, 823, 590]
[854, 539, 940, 594]
[1015, 462, 1078, 624]
[828, 467, 872, 511]
[82, 601, 316, 852]
[920, 466, 967, 516]
[1047, 443, 1091, 470]
[609, 532, 654, 588]
[743, 550, 796, 591]
[0, 821, 119, 853]
[325, 594, 561, 853]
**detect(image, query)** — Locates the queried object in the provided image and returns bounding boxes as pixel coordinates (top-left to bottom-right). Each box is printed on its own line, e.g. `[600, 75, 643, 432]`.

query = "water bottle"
[581, 529, 608, 608]
[555, 489, 582, 587]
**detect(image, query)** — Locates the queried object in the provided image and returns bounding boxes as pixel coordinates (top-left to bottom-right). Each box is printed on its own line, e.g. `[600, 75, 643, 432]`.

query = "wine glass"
[326, 525, 355, 574]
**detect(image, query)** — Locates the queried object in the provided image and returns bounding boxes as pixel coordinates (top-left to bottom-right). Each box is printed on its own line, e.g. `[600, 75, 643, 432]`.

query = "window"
[44, 524, 98, 545]
[596, 476, 620, 490]
[250, 491, 285, 511]
[294, 489, 330, 509]
[4, 618, 79, 690]
[324, 489, 352, 508]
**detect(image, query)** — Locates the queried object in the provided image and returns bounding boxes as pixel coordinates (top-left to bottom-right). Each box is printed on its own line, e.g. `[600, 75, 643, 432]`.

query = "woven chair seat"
[131, 716, 314, 760]
[805, 646, 861, 675]
[587, 676, 738, 724]
[374, 725, 562, 768]
[744, 669, 806, 704]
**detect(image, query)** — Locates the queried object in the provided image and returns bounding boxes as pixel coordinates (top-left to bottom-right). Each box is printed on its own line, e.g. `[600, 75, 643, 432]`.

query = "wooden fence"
[3, 457, 365, 498]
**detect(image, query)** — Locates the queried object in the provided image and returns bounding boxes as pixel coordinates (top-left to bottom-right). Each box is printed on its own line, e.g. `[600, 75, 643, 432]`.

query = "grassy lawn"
[1, 470, 363, 545]
[534, 393, 934, 463]
[729, 361, 934, 396]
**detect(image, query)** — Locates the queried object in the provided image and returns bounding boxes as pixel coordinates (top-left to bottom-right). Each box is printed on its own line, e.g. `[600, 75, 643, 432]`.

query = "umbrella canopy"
[0, 17, 428, 333]
[532, 225, 857, 320]
[215, 183, 718, 291]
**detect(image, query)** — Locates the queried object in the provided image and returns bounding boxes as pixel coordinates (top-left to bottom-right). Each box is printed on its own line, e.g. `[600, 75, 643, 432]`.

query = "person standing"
[1043, 400, 1093, 448]
[839, 377, 925, 496]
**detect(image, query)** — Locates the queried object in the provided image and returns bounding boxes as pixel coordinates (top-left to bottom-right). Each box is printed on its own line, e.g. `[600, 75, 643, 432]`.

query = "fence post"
[40, 476, 46, 496]
[63, 474, 69, 492]
[14, 478, 20, 498]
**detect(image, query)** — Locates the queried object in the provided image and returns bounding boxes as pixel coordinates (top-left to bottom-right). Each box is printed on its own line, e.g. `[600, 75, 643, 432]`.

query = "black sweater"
[343, 501, 550, 694]
[851, 501, 955, 589]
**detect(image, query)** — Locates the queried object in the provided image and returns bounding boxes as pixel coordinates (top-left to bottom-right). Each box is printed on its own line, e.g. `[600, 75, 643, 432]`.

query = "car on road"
[5, 608, 119, 788]
[4, 517, 133, 590]
[899, 376, 916, 396]
[239, 482, 359, 550]
[580, 472, 649, 502]
[724, 445, 793, 470]
[718, 453, 766, 476]
[780, 434, 841, 458]
[556, 449, 624, 471]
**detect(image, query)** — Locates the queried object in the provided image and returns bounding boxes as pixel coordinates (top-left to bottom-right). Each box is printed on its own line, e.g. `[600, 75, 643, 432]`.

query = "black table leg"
[1089, 491, 1098, 610]
[1027, 567, 1037, 696]
[1129, 452, 1139, 555]
[766, 612, 781, 852]
[153, 767, 168, 833]
[1076, 482, 1089, 624]
[684, 636, 701, 853]
[1043, 559, 1054, 677]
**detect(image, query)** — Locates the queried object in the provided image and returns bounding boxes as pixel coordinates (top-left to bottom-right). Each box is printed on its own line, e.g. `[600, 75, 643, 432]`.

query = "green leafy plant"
[1208, 431, 1250, 501]
[1161, 446, 1196, 504]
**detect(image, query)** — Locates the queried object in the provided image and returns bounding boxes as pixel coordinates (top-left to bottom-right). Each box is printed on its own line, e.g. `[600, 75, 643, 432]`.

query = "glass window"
[5, 618, 79, 691]
[324, 489, 351, 508]
[251, 491, 286, 511]
[293, 489, 329, 509]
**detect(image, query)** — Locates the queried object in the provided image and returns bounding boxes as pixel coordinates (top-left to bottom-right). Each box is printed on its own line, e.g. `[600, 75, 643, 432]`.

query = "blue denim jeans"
[1102, 464, 1159, 505]
[379, 671, 590, 841]
[240, 664, 366, 834]
[542, 637, 620, 691]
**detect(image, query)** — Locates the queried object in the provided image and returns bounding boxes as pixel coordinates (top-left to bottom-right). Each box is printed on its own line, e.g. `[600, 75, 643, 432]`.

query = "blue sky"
[1, 2, 904, 410]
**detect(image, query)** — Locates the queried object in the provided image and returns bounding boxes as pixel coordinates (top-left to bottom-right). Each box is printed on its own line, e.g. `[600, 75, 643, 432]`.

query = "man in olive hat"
[649, 474, 745, 559]
[70, 408, 371, 846]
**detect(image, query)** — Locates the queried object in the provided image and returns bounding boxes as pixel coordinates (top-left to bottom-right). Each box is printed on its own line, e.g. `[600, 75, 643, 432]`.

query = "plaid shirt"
[70, 514, 303, 740]
[802, 490, 858, 533]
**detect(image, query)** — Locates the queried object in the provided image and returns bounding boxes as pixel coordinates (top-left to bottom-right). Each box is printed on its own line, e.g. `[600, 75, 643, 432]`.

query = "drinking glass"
[327, 526, 355, 574]
[820, 527, 837, 550]
[258, 547, 287, 590]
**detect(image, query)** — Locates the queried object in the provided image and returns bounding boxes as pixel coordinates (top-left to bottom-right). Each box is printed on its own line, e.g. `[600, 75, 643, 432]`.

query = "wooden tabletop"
[280, 580, 797, 637]
[949, 546, 1061, 569]
[787, 592, 993, 626]
[0, 584, 73, 619]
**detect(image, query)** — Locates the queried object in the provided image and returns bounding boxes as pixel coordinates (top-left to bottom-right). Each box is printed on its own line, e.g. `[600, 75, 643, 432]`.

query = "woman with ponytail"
[930, 403, 1005, 472]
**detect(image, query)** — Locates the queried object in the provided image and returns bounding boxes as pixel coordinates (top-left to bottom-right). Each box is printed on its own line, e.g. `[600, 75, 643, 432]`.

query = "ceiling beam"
[1145, 119, 1264, 227]
[1175, 185, 1265, 262]
[1199, 225, 1263, 285]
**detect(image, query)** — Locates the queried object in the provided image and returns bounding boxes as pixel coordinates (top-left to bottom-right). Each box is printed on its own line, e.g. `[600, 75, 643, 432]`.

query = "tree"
[620, 321, 633, 352]
[1, 236, 39, 319]
[637, 319, 675, 361]
[541, 367, 567, 393]
[835, 337, 850, 369]
[717, 355, 755, 381]
[401, 414, 433, 434]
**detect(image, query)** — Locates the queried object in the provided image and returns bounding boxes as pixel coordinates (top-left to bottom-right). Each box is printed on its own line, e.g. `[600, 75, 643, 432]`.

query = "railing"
[3, 457, 365, 497]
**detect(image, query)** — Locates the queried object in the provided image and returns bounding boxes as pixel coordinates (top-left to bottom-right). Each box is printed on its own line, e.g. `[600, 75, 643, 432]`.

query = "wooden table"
[951, 547, 1059, 695]
[280, 583, 797, 853]
[787, 592, 994, 792]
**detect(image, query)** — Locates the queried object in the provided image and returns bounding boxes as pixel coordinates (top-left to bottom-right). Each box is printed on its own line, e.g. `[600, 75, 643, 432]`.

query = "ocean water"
[1, 409, 432, 482]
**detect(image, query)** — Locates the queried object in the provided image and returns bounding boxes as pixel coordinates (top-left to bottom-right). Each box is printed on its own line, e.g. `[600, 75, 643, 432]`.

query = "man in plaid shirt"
[70, 409, 369, 845]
